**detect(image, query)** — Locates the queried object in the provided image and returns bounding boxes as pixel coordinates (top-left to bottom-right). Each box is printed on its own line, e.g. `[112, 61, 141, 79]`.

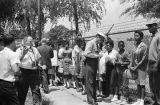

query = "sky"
[44, 0, 144, 35]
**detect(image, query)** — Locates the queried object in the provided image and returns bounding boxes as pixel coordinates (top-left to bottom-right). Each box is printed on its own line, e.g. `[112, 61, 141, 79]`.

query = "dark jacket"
[37, 44, 53, 69]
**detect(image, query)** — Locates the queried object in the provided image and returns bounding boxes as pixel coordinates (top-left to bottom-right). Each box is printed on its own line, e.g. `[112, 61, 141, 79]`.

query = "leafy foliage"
[47, 25, 75, 45]
[0, 0, 16, 21]
[120, 0, 160, 18]
[45, 0, 106, 31]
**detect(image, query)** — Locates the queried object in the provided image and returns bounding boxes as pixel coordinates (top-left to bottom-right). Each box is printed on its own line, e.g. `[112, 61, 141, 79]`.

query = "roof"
[83, 18, 159, 39]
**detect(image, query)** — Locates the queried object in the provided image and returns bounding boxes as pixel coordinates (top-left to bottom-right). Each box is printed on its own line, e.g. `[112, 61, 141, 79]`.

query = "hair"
[134, 30, 144, 39]
[105, 39, 114, 48]
[64, 40, 69, 46]
[118, 40, 125, 46]
[75, 38, 82, 47]
[81, 38, 86, 51]
[0, 27, 4, 43]
[3, 34, 15, 46]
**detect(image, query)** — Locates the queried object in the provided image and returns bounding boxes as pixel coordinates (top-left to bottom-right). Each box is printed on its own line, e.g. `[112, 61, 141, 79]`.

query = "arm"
[10, 53, 20, 76]
[84, 41, 99, 58]
[128, 52, 134, 69]
[134, 46, 148, 71]
[121, 52, 130, 65]
[49, 47, 54, 58]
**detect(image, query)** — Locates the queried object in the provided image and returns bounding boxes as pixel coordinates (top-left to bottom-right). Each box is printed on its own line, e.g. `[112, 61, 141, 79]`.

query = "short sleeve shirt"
[0, 47, 20, 82]
[16, 46, 41, 70]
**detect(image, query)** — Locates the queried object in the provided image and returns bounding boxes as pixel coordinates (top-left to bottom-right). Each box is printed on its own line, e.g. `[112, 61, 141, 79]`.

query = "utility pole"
[38, 0, 42, 40]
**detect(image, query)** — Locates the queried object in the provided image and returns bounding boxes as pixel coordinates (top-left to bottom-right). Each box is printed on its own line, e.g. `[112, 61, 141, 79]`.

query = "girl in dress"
[62, 41, 73, 89]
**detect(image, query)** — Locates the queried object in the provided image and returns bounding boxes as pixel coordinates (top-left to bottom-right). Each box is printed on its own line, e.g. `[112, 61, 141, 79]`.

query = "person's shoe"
[49, 84, 52, 87]
[116, 96, 126, 104]
[92, 102, 98, 105]
[76, 88, 82, 92]
[91, 100, 98, 105]
[106, 94, 113, 100]
[119, 100, 128, 105]
[82, 91, 86, 95]
[96, 99, 102, 102]
[116, 100, 122, 104]
[111, 95, 118, 102]
[139, 99, 144, 105]
[131, 99, 141, 105]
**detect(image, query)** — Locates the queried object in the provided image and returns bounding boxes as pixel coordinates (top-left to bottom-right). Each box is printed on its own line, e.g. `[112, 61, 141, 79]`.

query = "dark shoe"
[96, 99, 102, 102]
[87, 101, 92, 105]
[76, 88, 82, 92]
[92, 102, 98, 105]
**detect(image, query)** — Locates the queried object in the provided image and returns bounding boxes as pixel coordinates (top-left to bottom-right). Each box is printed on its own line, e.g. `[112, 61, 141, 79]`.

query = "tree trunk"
[26, 15, 31, 36]
[73, 0, 79, 36]
[38, 0, 42, 40]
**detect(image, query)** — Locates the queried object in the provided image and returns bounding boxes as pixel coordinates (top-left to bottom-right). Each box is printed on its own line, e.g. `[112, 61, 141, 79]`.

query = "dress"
[131, 42, 148, 85]
[63, 48, 73, 75]
[72, 45, 82, 76]
[49, 50, 59, 74]
[78, 51, 86, 78]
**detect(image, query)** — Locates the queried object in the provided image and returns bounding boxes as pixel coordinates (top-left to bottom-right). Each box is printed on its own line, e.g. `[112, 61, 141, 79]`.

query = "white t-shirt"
[16, 46, 41, 70]
[72, 45, 82, 67]
[51, 50, 59, 66]
[0, 47, 20, 82]
[99, 49, 118, 74]
[58, 47, 65, 58]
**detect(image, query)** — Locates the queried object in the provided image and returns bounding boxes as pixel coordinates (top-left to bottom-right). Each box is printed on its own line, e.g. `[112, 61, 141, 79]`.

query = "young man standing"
[147, 22, 160, 105]
[0, 34, 20, 105]
[84, 32, 106, 105]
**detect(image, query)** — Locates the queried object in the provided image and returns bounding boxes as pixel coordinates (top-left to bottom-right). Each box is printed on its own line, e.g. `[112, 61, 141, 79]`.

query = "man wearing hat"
[84, 32, 106, 105]
[147, 22, 160, 105]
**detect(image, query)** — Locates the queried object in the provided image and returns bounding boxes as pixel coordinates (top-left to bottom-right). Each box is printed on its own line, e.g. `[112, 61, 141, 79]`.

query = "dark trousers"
[105, 64, 114, 97]
[41, 69, 49, 93]
[17, 68, 41, 105]
[0, 80, 20, 105]
[149, 71, 160, 105]
[85, 57, 98, 103]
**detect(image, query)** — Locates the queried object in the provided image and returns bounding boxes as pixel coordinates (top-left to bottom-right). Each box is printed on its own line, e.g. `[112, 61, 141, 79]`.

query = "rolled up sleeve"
[84, 41, 98, 58]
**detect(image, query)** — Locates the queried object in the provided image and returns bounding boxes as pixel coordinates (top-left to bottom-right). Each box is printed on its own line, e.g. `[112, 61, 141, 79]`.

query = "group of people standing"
[83, 21, 160, 105]
[0, 21, 160, 105]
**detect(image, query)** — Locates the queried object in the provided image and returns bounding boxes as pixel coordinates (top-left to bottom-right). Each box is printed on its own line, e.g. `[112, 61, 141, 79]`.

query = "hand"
[98, 54, 103, 58]
[81, 56, 86, 61]
[129, 66, 136, 71]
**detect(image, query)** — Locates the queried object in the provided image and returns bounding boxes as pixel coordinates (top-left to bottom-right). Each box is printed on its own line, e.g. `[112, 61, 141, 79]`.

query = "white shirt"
[84, 38, 99, 58]
[72, 45, 82, 67]
[51, 50, 59, 66]
[58, 47, 65, 58]
[16, 46, 41, 70]
[99, 49, 118, 74]
[0, 47, 20, 82]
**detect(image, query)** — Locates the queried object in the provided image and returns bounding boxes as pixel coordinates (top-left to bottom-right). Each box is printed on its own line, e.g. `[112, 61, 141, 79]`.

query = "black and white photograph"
[0, 0, 160, 105]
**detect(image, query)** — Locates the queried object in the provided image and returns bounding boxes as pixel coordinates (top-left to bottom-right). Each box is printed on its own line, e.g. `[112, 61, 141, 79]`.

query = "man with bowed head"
[84, 32, 106, 105]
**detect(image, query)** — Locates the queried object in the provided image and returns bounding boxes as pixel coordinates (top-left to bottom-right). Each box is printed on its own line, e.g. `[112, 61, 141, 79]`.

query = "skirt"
[78, 61, 86, 78]
[63, 58, 74, 75]
[136, 69, 147, 86]
[48, 68, 55, 75]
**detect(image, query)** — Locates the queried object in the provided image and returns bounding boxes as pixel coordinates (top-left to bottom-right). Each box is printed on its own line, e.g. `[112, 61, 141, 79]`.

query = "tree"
[0, 0, 16, 22]
[120, 0, 160, 18]
[46, 25, 75, 45]
[46, 0, 106, 35]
